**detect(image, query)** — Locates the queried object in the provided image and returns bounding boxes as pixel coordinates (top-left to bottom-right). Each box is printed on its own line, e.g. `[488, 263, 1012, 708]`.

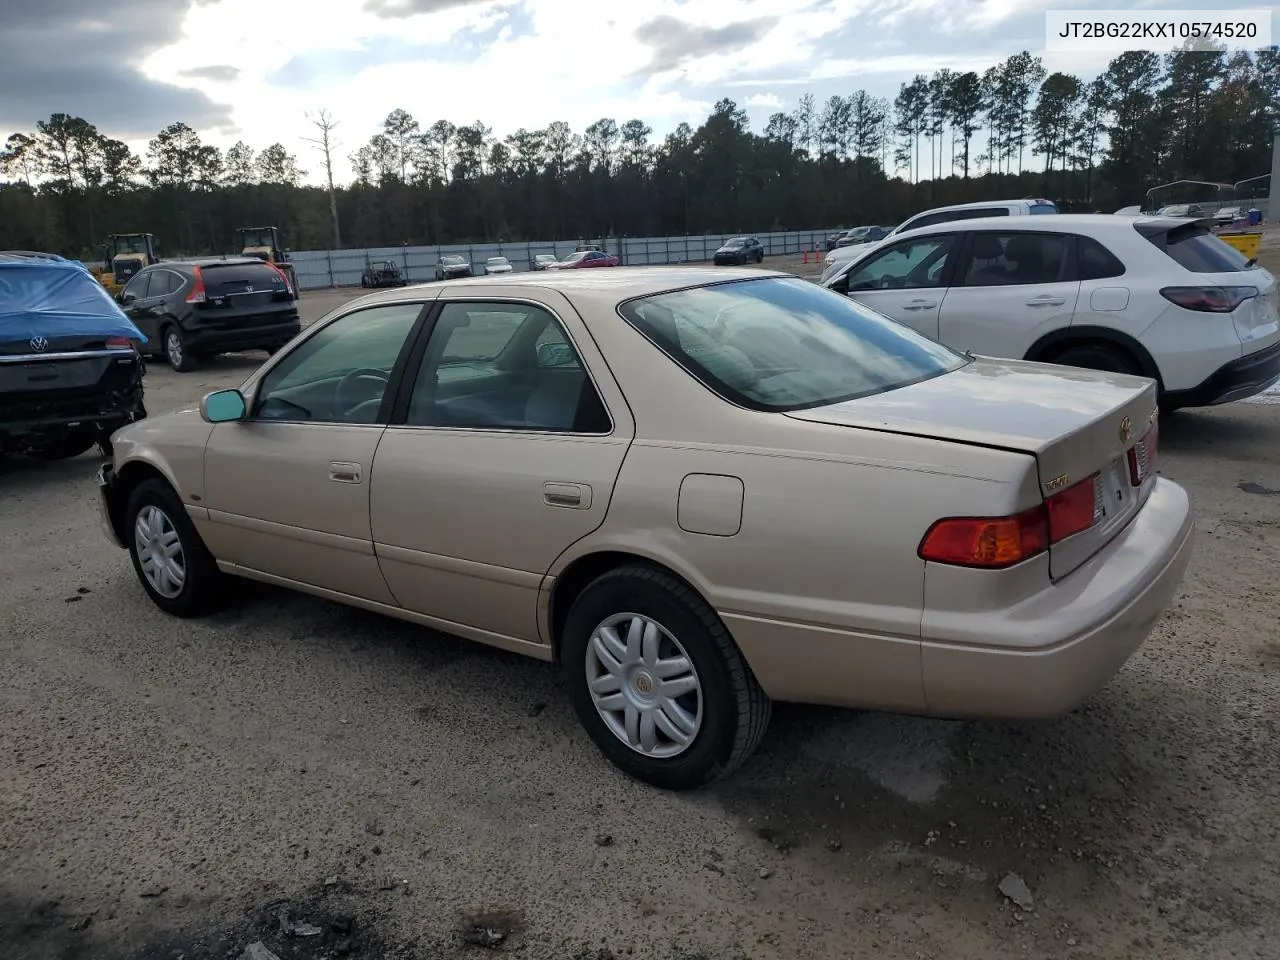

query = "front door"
[200, 301, 429, 601]
[938, 230, 1080, 358]
[840, 233, 961, 340]
[370, 294, 634, 643]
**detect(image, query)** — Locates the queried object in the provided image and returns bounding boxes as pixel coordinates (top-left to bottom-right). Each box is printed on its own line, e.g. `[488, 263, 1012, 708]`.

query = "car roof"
[894, 212, 1183, 237]
[347, 266, 784, 311]
[156, 257, 267, 270]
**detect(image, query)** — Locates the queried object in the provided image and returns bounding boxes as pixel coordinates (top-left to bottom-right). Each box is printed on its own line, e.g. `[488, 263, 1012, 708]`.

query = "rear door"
[126, 269, 180, 346]
[839, 232, 961, 339]
[938, 230, 1080, 358]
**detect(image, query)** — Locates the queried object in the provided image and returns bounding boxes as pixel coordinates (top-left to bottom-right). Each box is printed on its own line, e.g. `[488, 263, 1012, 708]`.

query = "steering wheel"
[335, 368, 390, 418]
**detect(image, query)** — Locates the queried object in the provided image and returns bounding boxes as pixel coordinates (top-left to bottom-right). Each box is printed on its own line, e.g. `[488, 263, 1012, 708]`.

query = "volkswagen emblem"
[245, 284, 254, 293]
[29, 335, 49, 352]
[1119, 416, 1132, 444]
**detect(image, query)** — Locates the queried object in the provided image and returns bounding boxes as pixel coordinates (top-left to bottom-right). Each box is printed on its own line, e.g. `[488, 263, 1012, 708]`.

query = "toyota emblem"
[29, 335, 49, 352]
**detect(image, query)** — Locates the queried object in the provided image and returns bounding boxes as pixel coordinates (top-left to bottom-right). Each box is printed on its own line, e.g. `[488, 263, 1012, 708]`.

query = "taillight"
[919, 475, 1102, 569]
[1160, 285, 1257, 313]
[186, 266, 207, 303]
[1046, 473, 1103, 542]
[918, 508, 1048, 569]
[105, 336, 132, 348]
[1127, 421, 1159, 486]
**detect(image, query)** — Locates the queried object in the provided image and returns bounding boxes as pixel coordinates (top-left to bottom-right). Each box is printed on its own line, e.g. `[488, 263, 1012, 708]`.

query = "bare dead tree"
[303, 109, 342, 249]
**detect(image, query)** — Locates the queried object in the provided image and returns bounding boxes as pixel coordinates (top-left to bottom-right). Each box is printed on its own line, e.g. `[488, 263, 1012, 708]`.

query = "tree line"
[1, 45, 1276, 259]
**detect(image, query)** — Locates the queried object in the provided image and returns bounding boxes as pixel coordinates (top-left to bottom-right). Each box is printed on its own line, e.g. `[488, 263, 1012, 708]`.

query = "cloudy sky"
[0, 0, 1271, 184]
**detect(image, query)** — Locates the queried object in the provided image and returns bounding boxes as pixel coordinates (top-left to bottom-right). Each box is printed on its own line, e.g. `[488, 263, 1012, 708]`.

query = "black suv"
[119, 258, 301, 372]
[1, 253, 146, 460]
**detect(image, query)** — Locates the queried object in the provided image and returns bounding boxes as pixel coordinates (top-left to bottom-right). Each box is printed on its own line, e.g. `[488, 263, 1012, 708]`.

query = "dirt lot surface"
[2, 248, 1279, 960]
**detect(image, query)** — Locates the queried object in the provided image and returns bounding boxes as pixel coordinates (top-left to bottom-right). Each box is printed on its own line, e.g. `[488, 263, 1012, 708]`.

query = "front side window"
[619, 277, 967, 413]
[405, 301, 609, 432]
[253, 303, 424, 424]
[958, 232, 1070, 286]
[845, 235, 957, 292]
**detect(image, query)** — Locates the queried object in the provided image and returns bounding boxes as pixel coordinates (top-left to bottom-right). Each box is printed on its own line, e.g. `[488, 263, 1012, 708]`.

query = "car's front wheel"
[125, 478, 223, 616]
[561, 564, 771, 790]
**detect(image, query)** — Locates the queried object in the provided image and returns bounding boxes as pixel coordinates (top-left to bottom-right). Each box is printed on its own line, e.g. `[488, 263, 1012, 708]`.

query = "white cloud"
[118, 0, 1138, 185]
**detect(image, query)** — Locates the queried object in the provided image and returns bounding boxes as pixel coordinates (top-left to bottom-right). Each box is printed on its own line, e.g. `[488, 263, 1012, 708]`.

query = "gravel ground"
[2, 250, 1279, 960]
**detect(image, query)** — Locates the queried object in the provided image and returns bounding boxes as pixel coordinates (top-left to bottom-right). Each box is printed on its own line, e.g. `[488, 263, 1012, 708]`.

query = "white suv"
[821, 198, 1057, 281]
[821, 213, 1280, 410]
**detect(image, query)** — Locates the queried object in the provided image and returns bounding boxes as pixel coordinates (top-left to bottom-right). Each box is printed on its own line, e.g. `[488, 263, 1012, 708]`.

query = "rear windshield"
[1147, 223, 1253, 273]
[199, 262, 287, 296]
[618, 277, 967, 412]
[1029, 203, 1057, 215]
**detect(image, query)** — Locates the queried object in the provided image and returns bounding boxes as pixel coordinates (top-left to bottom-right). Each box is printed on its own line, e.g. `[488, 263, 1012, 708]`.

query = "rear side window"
[1076, 236, 1126, 280]
[1029, 203, 1058, 215]
[200, 262, 288, 297]
[1146, 223, 1252, 273]
[149, 271, 180, 297]
[958, 232, 1070, 286]
[619, 277, 967, 412]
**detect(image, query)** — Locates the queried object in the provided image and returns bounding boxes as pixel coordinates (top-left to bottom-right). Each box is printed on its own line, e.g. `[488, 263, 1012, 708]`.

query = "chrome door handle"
[329, 461, 362, 484]
[544, 482, 591, 509]
[902, 299, 937, 311]
[1026, 296, 1065, 306]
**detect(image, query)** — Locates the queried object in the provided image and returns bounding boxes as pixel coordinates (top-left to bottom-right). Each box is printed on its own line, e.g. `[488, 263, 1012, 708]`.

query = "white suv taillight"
[1160, 286, 1257, 313]
[1127, 420, 1159, 486]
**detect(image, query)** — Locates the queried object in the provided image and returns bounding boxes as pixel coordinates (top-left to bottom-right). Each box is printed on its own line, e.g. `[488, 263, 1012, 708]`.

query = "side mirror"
[200, 389, 248, 423]
[536, 342, 574, 367]
[119, 292, 135, 305]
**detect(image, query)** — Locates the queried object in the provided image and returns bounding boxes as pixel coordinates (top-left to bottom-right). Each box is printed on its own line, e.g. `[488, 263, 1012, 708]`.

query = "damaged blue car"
[1, 252, 148, 460]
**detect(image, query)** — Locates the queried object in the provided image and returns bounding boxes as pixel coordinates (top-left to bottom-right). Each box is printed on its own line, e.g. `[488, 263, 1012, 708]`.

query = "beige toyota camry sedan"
[97, 267, 1194, 789]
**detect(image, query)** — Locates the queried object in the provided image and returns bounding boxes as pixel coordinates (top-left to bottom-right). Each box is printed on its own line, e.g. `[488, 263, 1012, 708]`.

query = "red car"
[549, 250, 618, 269]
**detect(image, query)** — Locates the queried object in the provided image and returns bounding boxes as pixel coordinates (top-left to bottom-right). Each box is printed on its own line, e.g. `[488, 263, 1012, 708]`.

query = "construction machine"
[92, 233, 160, 296]
[237, 226, 298, 296]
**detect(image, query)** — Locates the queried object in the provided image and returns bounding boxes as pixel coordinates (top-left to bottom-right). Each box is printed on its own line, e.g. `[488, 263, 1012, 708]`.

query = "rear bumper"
[184, 319, 300, 355]
[725, 478, 1194, 719]
[920, 478, 1194, 718]
[1, 386, 145, 445]
[1161, 339, 1280, 408]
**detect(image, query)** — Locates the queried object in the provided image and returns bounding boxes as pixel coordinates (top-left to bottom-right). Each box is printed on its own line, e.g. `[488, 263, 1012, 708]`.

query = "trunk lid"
[0, 334, 141, 404]
[785, 357, 1160, 579]
[195, 262, 297, 328]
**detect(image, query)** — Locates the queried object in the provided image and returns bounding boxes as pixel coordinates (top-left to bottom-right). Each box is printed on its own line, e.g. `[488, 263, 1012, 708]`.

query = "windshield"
[1148, 223, 1253, 273]
[564, 252, 587, 263]
[114, 236, 151, 254]
[487, 258, 509, 265]
[618, 277, 966, 412]
[442, 256, 465, 265]
[1029, 203, 1057, 215]
[241, 229, 274, 247]
[723, 238, 746, 248]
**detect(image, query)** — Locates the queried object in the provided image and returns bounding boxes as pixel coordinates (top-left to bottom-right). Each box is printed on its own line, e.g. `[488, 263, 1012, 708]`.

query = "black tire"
[162, 324, 197, 372]
[124, 478, 223, 617]
[27, 431, 96, 461]
[1047, 343, 1139, 377]
[560, 564, 771, 790]
[756, 249, 764, 263]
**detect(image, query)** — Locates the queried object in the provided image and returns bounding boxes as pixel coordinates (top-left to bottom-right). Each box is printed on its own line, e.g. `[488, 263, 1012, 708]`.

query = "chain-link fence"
[286, 229, 837, 291]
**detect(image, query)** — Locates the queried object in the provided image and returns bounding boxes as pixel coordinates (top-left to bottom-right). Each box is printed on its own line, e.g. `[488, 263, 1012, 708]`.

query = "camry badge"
[1119, 416, 1132, 444]
[29, 335, 49, 352]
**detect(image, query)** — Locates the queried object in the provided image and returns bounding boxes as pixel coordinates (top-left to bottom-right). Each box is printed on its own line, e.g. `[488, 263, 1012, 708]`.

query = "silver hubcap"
[166, 331, 182, 367]
[134, 505, 185, 598]
[585, 613, 703, 758]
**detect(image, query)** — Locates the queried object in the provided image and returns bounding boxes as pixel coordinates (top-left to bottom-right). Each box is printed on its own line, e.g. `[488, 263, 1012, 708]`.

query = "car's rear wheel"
[125, 478, 223, 617]
[1048, 343, 1139, 377]
[560, 564, 771, 790]
[163, 325, 196, 373]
